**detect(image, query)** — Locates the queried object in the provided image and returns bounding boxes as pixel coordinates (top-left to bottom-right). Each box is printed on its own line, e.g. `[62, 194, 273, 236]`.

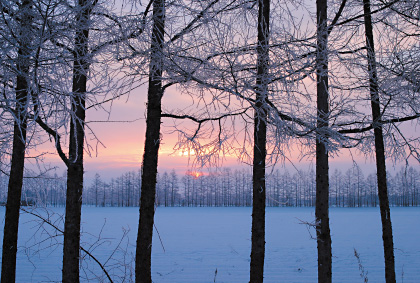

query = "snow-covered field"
[0, 206, 419, 282]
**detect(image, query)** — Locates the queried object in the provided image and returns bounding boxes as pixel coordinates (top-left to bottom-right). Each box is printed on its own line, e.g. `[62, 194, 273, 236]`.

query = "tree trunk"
[62, 0, 89, 282]
[362, 1, 396, 282]
[135, 0, 165, 282]
[1, 1, 32, 281]
[250, 0, 270, 282]
[315, 0, 332, 282]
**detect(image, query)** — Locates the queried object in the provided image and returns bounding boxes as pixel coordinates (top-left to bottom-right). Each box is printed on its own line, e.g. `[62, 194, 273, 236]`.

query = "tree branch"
[20, 208, 114, 283]
[338, 113, 420, 134]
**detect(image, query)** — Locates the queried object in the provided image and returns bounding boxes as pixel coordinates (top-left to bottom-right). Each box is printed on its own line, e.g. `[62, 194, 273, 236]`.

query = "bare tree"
[135, 0, 165, 281]
[315, 0, 332, 281]
[133, 1, 241, 280]
[60, 1, 93, 280]
[1, 1, 34, 281]
[362, 0, 396, 281]
[249, 0, 270, 281]
[15, 0, 150, 280]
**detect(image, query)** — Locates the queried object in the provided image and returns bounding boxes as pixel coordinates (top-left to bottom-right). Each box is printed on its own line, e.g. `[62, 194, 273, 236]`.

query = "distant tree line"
[1, 165, 418, 208]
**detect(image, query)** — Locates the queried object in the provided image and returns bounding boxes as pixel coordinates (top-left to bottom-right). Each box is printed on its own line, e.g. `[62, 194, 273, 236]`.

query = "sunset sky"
[32, 83, 401, 183]
[17, 0, 416, 184]
[37, 84, 245, 181]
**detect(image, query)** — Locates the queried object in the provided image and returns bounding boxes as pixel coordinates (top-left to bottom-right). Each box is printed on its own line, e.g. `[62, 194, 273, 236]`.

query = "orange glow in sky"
[33, 85, 244, 181]
[187, 171, 204, 179]
[31, 83, 401, 182]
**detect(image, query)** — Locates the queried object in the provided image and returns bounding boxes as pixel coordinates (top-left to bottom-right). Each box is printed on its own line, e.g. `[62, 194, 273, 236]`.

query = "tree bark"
[135, 0, 165, 282]
[62, 0, 89, 282]
[315, 0, 332, 282]
[1, 1, 32, 281]
[250, 0, 270, 282]
[362, 1, 396, 282]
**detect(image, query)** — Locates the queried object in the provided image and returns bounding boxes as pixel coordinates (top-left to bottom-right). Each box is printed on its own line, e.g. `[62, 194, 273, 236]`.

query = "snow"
[0, 207, 419, 282]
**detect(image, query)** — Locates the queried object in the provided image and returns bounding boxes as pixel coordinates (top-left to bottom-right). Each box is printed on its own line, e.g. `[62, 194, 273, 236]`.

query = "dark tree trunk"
[62, 0, 89, 282]
[362, 1, 396, 282]
[135, 0, 165, 282]
[250, 0, 270, 282]
[1, 1, 32, 281]
[315, 0, 332, 282]
[1, 110, 27, 283]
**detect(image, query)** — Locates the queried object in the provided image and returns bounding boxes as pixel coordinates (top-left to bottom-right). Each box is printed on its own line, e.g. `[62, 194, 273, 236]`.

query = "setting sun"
[187, 171, 204, 179]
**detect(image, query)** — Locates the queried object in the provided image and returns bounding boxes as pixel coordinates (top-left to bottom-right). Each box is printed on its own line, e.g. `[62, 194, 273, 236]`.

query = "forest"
[1, 0, 419, 282]
[1, 165, 419, 208]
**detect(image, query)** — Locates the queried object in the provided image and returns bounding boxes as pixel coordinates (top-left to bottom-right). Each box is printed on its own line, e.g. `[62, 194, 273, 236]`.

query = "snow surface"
[0, 207, 419, 282]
